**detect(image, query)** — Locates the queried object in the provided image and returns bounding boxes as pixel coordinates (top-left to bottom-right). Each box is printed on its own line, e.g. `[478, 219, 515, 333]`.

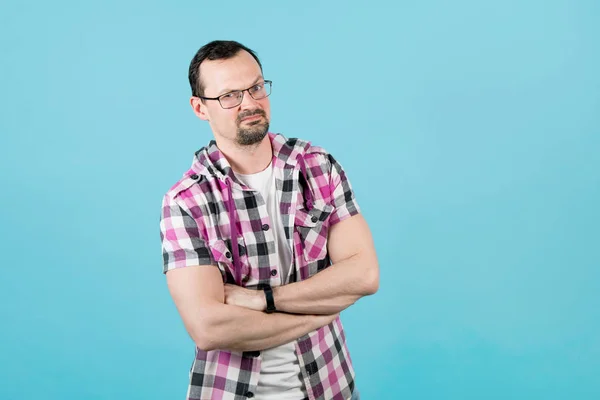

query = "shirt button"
[270, 269, 277, 276]
[190, 174, 199, 180]
[261, 224, 270, 231]
[306, 362, 318, 375]
[245, 392, 254, 398]
[311, 216, 318, 223]
[225, 252, 231, 259]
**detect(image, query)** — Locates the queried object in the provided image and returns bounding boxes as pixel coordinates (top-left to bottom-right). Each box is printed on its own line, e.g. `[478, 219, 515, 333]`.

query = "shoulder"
[301, 139, 338, 172]
[161, 169, 214, 218]
[164, 170, 204, 201]
[279, 133, 335, 166]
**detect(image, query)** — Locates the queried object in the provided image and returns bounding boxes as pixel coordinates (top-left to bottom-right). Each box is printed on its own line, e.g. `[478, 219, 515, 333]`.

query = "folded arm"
[225, 213, 379, 315]
[167, 265, 337, 352]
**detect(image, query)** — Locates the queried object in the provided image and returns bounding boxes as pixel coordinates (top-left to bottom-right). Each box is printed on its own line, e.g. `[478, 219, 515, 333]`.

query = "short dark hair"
[188, 40, 263, 98]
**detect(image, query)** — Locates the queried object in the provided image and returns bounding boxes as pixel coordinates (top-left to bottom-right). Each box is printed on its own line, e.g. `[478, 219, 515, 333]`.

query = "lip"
[241, 114, 263, 122]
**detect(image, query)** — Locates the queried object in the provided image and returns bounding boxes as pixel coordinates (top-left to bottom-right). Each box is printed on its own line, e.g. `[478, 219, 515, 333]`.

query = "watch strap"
[263, 285, 276, 314]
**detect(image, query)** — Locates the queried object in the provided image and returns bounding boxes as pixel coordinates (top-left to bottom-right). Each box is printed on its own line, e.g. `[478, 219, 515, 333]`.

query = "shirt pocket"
[208, 236, 250, 285]
[294, 202, 334, 262]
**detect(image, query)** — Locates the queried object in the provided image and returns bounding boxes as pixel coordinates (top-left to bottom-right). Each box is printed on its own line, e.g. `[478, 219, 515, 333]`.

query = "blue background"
[1, 1, 599, 399]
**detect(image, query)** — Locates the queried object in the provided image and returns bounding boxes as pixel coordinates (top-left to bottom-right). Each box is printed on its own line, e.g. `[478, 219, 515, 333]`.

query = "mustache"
[237, 109, 267, 124]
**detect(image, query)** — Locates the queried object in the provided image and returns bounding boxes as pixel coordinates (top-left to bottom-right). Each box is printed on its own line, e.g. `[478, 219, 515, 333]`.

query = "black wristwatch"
[263, 285, 276, 314]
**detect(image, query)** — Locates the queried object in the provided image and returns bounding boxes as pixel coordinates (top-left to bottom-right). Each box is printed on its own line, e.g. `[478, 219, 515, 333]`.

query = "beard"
[236, 109, 270, 146]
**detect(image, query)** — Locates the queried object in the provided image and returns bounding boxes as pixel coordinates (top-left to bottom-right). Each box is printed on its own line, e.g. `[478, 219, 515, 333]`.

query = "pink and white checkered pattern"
[160, 133, 360, 400]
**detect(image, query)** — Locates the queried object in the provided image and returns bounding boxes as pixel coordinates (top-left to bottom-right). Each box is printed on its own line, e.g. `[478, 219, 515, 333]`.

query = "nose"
[239, 89, 260, 110]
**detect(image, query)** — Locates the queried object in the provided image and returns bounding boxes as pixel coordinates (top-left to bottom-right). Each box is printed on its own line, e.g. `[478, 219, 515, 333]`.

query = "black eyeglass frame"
[198, 80, 272, 109]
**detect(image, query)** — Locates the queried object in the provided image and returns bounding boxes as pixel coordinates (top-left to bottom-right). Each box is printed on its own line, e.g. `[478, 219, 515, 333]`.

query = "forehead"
[201, 50, 263, 96]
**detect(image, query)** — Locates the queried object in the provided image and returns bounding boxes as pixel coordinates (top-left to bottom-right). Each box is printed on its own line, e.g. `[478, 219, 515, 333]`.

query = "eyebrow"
[218, 76, 264, 96]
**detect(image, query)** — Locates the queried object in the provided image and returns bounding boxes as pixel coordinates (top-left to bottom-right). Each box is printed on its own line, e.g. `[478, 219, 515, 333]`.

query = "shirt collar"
[191, 132, 310, 183]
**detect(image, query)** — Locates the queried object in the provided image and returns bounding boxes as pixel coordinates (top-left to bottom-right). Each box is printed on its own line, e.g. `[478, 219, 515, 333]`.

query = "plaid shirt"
[160, 132, 361, 400]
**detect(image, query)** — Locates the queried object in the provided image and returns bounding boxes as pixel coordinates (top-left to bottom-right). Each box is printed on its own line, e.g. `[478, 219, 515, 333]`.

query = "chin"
[237, 124, 269, 146]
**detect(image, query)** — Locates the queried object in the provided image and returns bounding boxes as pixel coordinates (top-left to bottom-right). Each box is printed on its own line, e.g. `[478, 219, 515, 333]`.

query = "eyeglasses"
[199, 80, 272, 109]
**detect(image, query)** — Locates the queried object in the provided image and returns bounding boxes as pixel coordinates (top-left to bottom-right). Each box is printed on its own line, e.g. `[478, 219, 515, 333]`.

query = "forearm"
[274, 254, 379, 315]
[193, 302, 335, 352]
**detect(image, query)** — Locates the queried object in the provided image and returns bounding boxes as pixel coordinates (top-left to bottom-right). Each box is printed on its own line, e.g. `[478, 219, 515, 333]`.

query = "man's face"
[193, 50, 271, 147]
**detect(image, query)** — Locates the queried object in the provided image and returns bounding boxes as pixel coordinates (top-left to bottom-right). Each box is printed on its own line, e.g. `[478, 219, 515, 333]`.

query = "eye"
[252, 83, 264, 91]
[221, 92, 236, 100]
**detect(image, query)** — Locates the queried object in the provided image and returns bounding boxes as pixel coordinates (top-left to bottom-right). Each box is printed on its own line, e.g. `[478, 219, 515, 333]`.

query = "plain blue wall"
[1, 1, 598, 399]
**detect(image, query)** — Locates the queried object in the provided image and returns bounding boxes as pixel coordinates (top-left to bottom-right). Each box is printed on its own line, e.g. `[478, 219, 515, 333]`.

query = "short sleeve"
[327, 153, 361, 225]
[159, 194, 216, 274]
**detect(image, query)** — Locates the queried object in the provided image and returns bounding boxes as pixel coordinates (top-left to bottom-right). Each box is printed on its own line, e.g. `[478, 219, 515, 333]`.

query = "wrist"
[256, 289, 267, 311]
[262, 285, 277, 314]
[271, 286, 282, 312]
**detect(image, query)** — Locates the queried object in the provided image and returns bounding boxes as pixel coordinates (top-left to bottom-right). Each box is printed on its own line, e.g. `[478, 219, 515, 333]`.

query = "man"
[159, 40, 379, 400]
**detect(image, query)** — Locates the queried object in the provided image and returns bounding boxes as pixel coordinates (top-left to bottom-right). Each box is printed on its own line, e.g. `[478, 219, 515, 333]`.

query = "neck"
[216, 134, 272, 175]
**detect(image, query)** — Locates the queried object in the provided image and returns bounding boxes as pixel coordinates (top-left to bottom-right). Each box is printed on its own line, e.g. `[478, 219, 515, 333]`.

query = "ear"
[190, 96, 209, 121]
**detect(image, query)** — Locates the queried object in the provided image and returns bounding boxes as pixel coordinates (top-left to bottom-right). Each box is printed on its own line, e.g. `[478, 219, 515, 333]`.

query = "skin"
[166, 49, 379, 352]
[224, 214, 379, 315]
[189, 50, 273, 175]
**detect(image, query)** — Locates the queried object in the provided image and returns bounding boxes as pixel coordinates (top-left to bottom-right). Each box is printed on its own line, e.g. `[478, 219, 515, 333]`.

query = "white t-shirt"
[234, 162, 306, 399]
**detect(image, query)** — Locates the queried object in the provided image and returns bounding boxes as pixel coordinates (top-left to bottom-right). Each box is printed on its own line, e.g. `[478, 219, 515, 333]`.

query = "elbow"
[363, 264, 380, 295]
[189, 313, 226, 352]
[192, 330, 220, 352]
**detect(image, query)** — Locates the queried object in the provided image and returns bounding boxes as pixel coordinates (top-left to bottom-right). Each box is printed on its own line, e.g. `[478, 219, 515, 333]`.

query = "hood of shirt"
[189, 132, 312, 184]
